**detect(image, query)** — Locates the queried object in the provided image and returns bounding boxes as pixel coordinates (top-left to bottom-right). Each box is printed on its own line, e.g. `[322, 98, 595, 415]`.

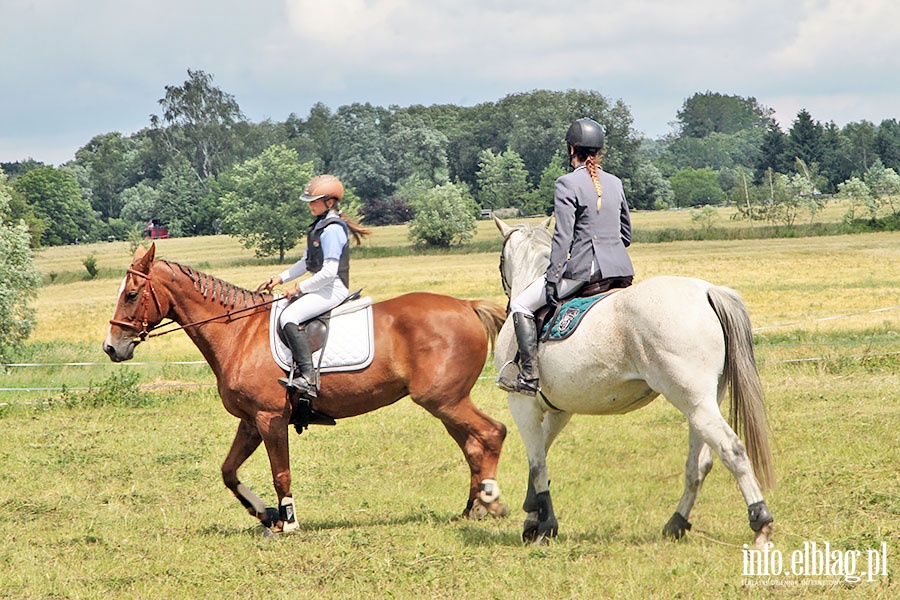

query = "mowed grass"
[1, 214, 898, 598]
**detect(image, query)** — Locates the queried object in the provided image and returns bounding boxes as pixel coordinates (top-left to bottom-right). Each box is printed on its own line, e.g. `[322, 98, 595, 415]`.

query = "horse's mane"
[517, 222, 552, 247]
[511, 223, 552, 269]
[159, 260, 270, 311]
[499, 222, 553, 295]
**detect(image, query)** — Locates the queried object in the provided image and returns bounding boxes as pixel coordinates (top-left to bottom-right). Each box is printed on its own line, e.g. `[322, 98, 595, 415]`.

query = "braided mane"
[160, 260, 270, 311]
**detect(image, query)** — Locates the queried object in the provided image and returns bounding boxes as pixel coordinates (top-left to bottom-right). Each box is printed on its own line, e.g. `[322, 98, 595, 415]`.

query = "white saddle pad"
[269, 296, 375, 373]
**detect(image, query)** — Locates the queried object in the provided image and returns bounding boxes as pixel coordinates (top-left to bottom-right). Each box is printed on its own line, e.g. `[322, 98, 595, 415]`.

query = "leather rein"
[108, 266, 278, 341]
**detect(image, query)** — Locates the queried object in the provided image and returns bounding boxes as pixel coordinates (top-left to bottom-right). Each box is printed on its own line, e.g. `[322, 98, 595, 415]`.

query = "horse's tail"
[707, 286, 775, 491]
[469, 300, 507, 351]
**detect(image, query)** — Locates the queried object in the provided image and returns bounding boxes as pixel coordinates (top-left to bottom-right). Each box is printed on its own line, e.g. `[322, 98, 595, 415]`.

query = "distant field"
[2, 210, 897, 598]
[29, 197, 872, 279]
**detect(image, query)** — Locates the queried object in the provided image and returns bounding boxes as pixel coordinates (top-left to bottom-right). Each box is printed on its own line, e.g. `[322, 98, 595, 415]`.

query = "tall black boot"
[497, 313, 540, 395]
[513, 313, 540, 395]
[278, 324, 317, 399]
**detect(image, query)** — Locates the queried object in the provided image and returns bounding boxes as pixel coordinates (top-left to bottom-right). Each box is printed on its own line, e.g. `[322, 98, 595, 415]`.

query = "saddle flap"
[270, 297, 375, 373]
[539, 292, 616, 342]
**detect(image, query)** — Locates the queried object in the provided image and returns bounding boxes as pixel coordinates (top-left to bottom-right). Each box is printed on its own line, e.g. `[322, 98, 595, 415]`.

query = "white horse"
[493, 216, 775, 548]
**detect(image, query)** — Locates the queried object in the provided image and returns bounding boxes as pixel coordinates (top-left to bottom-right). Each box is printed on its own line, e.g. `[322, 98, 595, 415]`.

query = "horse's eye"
[125, 291, 139, 302]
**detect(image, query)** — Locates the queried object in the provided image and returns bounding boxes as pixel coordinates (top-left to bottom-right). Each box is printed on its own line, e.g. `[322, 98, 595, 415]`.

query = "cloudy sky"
[2, 0, 898, 165]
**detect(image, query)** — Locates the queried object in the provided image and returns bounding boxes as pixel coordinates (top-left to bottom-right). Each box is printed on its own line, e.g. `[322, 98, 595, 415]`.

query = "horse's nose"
[103, 343, 120, 362]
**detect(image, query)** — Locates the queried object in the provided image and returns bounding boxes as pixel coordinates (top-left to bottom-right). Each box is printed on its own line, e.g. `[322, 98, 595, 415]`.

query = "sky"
[2, 0, 899, 166]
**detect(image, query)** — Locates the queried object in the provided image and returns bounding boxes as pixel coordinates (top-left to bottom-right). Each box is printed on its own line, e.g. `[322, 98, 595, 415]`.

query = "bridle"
[498, 234, 513, 299]
[498, 224, 550, 298]
[498, 224, 554, 313]
[108, 265, 280, 342]
[108, 267, 162, 341]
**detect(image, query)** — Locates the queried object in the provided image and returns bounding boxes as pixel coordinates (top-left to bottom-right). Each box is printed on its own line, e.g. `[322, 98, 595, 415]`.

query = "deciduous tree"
[676, 92, 773, 138]
[218, 145, 314, 261]
[0, 169, 41, 363]
[12, 166, 101, 245]
[874, 119, 900, 173]
[150, 69, 245, 182]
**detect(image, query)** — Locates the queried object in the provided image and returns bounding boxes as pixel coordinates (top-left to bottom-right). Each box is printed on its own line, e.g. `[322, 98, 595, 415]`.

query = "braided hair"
[572, 147, 604, 211]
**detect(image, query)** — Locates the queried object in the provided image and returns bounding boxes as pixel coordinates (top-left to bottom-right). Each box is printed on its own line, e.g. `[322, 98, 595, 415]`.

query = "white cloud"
[286, 0, 409, 43]
[2, 0, 899, 162]
[773, 0, 900, 70]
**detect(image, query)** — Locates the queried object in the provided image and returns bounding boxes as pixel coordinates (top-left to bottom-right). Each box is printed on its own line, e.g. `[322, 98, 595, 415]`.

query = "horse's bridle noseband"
[108, 267, 162, 341]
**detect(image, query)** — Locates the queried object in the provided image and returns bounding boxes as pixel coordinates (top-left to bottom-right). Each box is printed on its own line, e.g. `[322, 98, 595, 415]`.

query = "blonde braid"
[586, 154, 603, 211]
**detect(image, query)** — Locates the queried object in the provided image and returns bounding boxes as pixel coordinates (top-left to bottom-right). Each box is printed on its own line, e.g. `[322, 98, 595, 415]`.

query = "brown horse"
[103, 244, 509, 532]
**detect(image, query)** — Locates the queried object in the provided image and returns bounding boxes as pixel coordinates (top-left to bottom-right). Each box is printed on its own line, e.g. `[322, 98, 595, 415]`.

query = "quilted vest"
[306, 215, 350, 288]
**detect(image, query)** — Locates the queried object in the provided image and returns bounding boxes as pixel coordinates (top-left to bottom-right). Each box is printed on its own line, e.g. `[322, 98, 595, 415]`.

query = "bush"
[59, 369, 152, 409]
[83, 253, 99, 278]
[408, 182, 478, 247]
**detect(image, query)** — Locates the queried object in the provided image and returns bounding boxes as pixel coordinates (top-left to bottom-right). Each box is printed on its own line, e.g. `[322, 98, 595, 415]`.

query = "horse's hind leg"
[683, 402, 774, 548]
[423, 394, 508, 519]
[222, 419, 277, 527]
[663, 426, 714, 540]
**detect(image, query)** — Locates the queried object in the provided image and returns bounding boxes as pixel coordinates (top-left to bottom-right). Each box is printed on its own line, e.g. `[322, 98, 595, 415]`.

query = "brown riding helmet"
[300, 174, 344, 202]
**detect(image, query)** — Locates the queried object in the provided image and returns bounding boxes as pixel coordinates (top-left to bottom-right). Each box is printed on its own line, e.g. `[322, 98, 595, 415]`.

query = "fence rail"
[2, 305, 896, 400]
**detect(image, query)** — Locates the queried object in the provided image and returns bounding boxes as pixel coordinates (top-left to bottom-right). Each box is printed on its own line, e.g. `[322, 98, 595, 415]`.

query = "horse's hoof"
[662, 511, 692, 540]
[522, 512, 557, 544]
[467, 500, 489, 520]
[462, 498, 509, 520]
[522, 512, 539, 542]
[754, 522, 775, 550]
[260, 506, 280, 528]
[533, 531, 552, 546]
[488, 501, 509, 518]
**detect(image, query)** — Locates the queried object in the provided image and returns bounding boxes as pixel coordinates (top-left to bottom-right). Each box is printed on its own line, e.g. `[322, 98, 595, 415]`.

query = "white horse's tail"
[707, 286, 775, 490]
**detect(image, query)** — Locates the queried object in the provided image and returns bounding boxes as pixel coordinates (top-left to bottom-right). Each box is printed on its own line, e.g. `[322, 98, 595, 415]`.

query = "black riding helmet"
[565, 118, 605, 151]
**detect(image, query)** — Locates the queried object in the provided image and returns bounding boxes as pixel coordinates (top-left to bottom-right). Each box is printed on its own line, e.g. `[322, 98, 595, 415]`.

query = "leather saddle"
[278, 289, 364, 434]
[277, 289, 363, 354]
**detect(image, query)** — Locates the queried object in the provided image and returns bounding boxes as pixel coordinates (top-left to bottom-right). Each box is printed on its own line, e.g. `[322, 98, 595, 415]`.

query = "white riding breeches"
[278, 280, 349, 328]
[509, 276, 585, 317]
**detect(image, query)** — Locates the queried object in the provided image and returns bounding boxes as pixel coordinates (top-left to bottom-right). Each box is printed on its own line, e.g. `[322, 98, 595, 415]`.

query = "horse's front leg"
[222, 418, 278, 527]
[509, 396, 569, 544]
[257, 409, 298, 533]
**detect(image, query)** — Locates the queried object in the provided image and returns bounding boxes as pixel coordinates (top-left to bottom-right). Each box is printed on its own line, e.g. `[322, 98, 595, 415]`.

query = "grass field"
[1, 209, 898, 598]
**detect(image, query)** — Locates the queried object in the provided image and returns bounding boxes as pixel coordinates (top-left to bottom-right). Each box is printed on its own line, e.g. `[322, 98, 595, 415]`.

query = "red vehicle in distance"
[142, 219, 170, 240]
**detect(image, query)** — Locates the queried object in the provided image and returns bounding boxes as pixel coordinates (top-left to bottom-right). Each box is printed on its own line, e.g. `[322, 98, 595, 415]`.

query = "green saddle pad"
[541, 293, 612, 341]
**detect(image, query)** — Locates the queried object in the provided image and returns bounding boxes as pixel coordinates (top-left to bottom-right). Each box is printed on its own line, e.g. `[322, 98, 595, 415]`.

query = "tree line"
[3, 71, 900, 253]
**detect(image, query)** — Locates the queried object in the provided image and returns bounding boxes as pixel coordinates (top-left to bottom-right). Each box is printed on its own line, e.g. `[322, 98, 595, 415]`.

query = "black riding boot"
[278, 324, 318, 399]
[497, 313, 540, 395]
[513, 313, 540, 395]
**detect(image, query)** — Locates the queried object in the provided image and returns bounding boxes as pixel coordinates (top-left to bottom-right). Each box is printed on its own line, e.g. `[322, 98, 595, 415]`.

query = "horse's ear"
[493, 214, 514, 239]
[133, 243, 156, 273]
[540, 217, 553, 231]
